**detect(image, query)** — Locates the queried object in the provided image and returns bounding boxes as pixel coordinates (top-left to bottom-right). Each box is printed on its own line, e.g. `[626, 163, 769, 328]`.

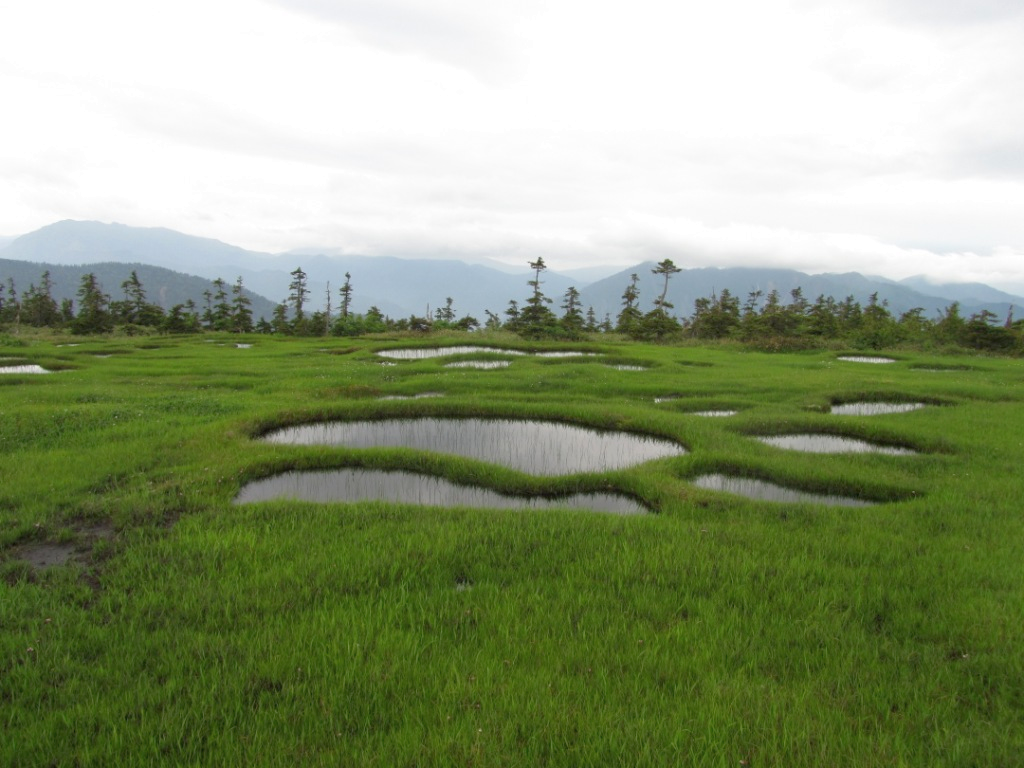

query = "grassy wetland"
[2, 332, 1023, 766]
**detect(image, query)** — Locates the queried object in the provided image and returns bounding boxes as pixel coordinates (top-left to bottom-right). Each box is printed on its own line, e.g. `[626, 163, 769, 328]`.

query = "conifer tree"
[339, 272, 353, 319]
[230, 276, 253, 333]
[288, 267, 310, 332]
[72, 273, 112, 335]
[616, 273, 642, 335]
[518, 257, 557, 337]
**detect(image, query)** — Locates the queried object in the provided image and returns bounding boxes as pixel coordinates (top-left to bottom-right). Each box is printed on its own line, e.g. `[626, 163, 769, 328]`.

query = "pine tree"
[560, 286, 585, 338]
[288, 267, 310, 333]
[323, 282, 332, 336]
[72, 273, 113, 335]
[339, 272, 353, 319]
[210, 278, 231, 331]
[616, 273, 642, 335]
[22, 271, 61, 327]
[518, 257, 557, 337]
[230, 276, 253, 333]
[651, 258, 681, 316]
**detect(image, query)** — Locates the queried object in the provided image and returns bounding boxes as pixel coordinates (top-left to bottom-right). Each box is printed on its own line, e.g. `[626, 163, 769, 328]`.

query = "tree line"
[2, 259, 1020, 354]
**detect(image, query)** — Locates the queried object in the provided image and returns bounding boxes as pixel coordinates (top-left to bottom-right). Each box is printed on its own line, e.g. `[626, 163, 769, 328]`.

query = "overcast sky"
[2, 0, 1023, 288]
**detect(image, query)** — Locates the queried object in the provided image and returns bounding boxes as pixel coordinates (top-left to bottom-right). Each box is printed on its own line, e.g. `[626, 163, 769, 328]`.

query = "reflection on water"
[379, 346, 527, 359]
[0, 365, 51, 374]
[830, 402, 924, 416]
[377, 347, 598, 360]
[692, 473, 872, 506]
[692, 410, 738, 417]
[837, 356, 896, 364]
[445, 361, 511, 369]
[757, 434, 916, 455]
[236, 468, 647, 514]
[262, 418, 687, 474]
[378, 392, 444, 401]
[534, 351, 597, 358]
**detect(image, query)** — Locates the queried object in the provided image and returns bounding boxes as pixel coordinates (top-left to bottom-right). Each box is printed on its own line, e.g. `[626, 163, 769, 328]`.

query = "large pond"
[757, 434, 916, 455]
[830, 402, 925, 416]
[692, 473, 872, 506]
[261, 418, 687, 474]
[235, 469, 647, 514]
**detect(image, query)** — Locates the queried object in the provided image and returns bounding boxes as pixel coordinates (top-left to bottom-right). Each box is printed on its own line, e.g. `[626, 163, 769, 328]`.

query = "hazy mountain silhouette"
[3, 220, 1021, 324]
[0, 258, 278, 321]
[578, 264, 1023, 322]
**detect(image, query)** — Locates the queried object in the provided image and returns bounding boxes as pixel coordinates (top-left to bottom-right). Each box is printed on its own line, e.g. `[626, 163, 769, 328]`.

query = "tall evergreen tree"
[207, 278, 230, 331]
[288, 267, 310, 332]
[639, 259, 682, 340]
[518, 257, 557, 337]
[651, 259, 681, 316]
[72, 273, 113, 335]
[339, 272, 353, 319]
[1, 277, 20, 328]
[560, 286, 585, 338]
[504, 300, 521, 332]
[323, 282, 332, 336]
[22, 271, 61, 327]
[616, 273, 642, 335]
[230, 276, 253, 333]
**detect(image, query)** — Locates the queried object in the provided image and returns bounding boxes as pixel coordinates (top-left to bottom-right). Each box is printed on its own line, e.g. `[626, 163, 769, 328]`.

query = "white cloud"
[1, 0, 1023, 291]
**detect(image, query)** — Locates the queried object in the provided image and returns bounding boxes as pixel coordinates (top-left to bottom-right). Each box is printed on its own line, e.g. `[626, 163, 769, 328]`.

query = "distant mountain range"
[0, 257, 278, 322]
[2, 220, 1021, 324]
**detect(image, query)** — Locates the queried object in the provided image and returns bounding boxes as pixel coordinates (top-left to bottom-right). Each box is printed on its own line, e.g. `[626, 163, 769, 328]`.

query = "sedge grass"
[1, 333, 1023, 765]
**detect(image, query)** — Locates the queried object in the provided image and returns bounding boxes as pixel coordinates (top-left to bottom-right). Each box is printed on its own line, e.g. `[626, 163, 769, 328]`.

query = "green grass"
[2, 333, 1023, 765]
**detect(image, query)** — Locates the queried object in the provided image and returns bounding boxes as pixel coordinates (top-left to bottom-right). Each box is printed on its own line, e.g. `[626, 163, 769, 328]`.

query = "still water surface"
[0, 365, 50, 374]
[379, 346, 526, 359]
[261, 418, 687, 474]
[758, 434, 916, 455]
[236, 468, 647, 514]
[830, 402, 924, 416]
[445, 361, 511, 369]
[837, 356, 896, 364]
[692, 473, 872, 506]
[377, 347, 597, 360]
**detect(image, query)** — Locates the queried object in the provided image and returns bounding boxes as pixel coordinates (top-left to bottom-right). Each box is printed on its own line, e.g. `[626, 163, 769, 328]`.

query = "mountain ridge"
[3, 220, 1021, 323]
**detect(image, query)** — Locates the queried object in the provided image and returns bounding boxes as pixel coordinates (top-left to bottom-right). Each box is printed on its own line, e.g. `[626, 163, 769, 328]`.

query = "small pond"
[378, 392, 444, 401]
[236, 468, 647, 514]
[534, 351, 597, 358]
[692, 473, 872, 507]
[610, 365, 647, 371]
[261, 418, 687, 474]
[377, 347, 598, 360]
[837, 356, 896, 364]
[445, 361, 511, 369]
[757, 434, 916, 455]
[830, 402, 925, 416]
[0, 365, 51, 374]
[379, 346, 527, 360]
[693, 410, 738, 417]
